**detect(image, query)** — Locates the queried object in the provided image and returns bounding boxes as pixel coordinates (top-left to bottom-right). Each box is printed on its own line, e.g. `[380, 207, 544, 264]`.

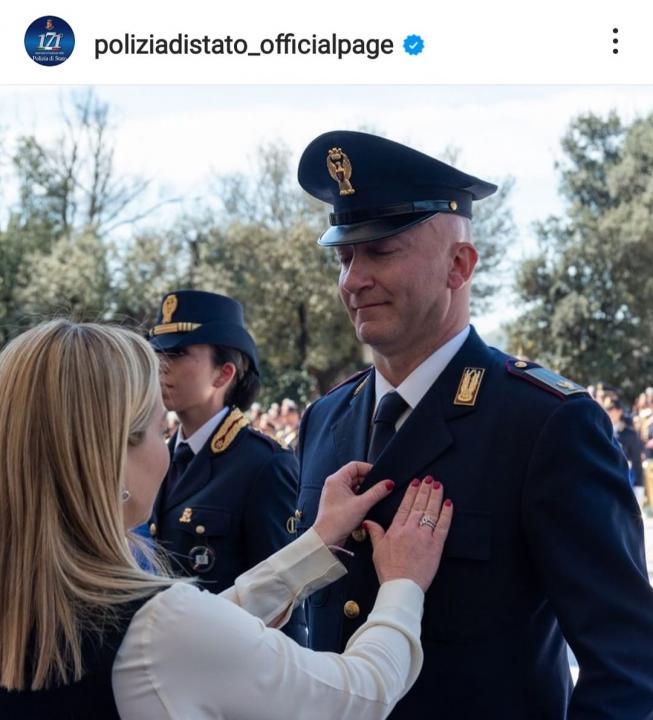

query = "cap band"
[329, 199, 465, 226]
[150, 322, 201, 337]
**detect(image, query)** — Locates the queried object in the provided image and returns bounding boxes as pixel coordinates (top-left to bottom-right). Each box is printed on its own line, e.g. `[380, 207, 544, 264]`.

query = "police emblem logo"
[162, 294, 178, 323]
[24, 15, 76, 67]
[326, 147, 355, 196]
[189, 545, 216, 573]
[454, 367, 485, 406]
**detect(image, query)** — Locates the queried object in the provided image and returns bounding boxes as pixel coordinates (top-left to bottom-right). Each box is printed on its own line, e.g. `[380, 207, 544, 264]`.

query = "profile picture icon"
[24, 16, 75, 67]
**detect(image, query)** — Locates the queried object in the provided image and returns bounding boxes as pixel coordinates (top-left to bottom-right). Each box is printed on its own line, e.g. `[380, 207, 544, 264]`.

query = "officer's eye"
[336, 250, 353, 265]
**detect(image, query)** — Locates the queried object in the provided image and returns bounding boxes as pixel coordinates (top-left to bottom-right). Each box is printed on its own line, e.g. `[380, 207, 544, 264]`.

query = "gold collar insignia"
[454, 367, 485, 407]
[210, 408, 249, 454]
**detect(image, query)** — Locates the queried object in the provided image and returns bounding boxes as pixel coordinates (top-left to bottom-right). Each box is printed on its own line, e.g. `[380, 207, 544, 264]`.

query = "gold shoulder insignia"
[454, 367, 485, 406]
[211, 408, 249, 454]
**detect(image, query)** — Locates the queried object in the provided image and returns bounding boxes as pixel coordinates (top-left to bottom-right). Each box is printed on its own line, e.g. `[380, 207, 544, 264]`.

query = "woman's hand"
[313, 462, 395, 548]
[365, 477, 453, 592]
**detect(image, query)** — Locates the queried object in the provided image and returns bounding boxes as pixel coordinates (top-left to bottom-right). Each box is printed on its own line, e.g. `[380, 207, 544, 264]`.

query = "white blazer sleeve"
[113, 578, 424, 720]
[218, 527, 346, 626]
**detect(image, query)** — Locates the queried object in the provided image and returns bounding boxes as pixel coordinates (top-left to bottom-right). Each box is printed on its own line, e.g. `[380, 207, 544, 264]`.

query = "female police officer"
[147, 290, 306, 641]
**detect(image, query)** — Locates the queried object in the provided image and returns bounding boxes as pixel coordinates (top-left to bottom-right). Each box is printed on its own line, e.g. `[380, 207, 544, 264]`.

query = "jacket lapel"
[164, 436, 213, 511]
[162, 408, 248, 511]
[331, 369, 375, 466]
[361, 327, 493, 493]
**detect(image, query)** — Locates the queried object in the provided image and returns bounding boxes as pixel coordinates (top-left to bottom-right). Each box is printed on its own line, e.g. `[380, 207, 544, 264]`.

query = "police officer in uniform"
[148, 290, 305, 643]
[295, 131, 653, 718]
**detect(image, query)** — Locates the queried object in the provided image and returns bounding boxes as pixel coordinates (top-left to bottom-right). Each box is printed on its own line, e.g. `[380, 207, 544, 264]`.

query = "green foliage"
[507, 111, 653, 397]
[0, 94, 515, 405]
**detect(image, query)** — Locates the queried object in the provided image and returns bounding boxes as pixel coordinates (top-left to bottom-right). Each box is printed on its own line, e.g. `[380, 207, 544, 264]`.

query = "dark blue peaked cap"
[298, 130, 497, 246]
[148, 290, 259, 374]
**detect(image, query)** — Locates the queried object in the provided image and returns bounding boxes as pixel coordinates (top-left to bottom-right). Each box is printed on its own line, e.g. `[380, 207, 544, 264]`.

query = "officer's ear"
[447, 242, 478, 290]
[212, 362, 237, 390]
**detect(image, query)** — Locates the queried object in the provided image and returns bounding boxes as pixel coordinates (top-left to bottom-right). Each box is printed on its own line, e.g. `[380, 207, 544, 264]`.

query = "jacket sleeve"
[244, 447, 307, 643]
[523, 396, 653, 720]
[114, 577, 424, 720]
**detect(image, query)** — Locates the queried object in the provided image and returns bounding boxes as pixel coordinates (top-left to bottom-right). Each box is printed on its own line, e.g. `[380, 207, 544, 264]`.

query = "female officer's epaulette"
[210, 408, 249, 454]
[505, 359, 588, 399]
[325, 366, 373, 397]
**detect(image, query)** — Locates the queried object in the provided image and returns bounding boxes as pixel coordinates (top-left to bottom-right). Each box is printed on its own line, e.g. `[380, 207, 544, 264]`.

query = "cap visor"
[317, 212, 437, 247]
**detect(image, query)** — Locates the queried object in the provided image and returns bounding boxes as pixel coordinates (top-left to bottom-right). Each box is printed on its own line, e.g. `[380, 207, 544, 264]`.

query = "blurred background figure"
[165, 411, 179, 441]
[278, 399, 301, 449]
[603, 396, 644, 504]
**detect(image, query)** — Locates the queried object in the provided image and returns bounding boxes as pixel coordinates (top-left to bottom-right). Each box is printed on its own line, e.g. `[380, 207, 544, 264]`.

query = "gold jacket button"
[351, 526, 367, 542]
[514, 360, 528, 369]
[343, 600, 360, 619]
[195, 525, 206, 535]
[286, 516, 297, 534]
[149, 523, 157, 537]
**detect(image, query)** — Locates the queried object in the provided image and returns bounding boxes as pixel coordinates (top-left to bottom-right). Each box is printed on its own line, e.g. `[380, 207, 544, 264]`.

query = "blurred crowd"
[163, 398, 301, 450]
[248, 398, 301, 449]
[588, 383, 653, 508]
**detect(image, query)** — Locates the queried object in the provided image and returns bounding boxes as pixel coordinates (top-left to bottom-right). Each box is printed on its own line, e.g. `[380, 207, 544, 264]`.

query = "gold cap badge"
[454, 367, 485, 406]
[327, 147, 355, 196]
[162, 294, 178, 324]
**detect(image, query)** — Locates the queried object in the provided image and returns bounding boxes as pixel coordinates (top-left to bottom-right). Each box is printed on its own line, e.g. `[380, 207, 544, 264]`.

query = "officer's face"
[123, 396, 170, 528]
[337, 216, 476, 360]
[157, 344, 229, 414]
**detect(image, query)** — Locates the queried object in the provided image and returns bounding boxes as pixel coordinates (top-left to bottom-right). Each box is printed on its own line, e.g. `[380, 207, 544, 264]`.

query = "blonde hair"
[0, 320, 178, 691]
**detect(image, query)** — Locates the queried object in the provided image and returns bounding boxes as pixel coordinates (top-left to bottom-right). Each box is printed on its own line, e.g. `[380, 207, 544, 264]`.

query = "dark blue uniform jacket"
[150, 409, 306, 644]
[297, 328, 653, 719]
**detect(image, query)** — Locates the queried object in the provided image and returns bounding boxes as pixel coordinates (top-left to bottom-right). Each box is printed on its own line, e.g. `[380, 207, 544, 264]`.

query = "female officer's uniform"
[148, 290, 305, 643]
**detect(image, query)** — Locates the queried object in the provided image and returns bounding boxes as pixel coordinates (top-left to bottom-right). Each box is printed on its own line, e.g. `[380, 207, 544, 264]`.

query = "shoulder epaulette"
[325, 366, 373, 397]
[505, 359, 588, 399]
[247, 426, 288, 451]
[210, 408, 249, 454]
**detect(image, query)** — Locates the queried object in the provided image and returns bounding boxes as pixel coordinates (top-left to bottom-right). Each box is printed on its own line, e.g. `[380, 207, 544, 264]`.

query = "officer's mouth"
[352, 302, 387, 311]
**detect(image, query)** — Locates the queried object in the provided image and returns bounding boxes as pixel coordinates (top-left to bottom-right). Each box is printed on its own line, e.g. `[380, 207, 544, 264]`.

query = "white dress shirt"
[374, 325, 470, 430]
[176, 406, 230, 455]
[112, 528, 425, 719]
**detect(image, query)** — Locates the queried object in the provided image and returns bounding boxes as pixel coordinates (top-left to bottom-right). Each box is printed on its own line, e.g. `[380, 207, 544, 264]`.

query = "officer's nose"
[339, 250, 374, 297]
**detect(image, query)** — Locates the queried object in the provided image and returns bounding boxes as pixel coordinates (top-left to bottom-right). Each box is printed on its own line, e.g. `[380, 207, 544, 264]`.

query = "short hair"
[0, 320, 180, 691]
[211, 345, 260, 411]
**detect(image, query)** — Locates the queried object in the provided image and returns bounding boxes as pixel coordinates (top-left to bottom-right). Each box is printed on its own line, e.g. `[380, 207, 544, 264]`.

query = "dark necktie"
[167, 442, 194, 497]
[367, 391, 408, 463]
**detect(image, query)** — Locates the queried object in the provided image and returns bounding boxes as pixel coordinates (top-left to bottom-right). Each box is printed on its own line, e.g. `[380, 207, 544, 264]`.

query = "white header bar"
[3, 0, 650, 85]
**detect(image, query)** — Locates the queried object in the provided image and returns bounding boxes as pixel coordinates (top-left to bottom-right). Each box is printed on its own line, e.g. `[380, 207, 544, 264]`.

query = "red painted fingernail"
[444, 499, 453, 507]
[411, 478, 420, 487]
[384, 480, 395, 491]
[433, 481, 441, 490]
[424, 476, 433, 484]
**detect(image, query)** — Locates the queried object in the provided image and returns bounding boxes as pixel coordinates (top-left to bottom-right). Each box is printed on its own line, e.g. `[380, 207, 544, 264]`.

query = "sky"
[2, 84, 653, 335]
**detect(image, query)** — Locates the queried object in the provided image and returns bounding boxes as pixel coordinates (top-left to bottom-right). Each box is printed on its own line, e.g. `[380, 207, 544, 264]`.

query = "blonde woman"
[0, 320, 453, 720]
